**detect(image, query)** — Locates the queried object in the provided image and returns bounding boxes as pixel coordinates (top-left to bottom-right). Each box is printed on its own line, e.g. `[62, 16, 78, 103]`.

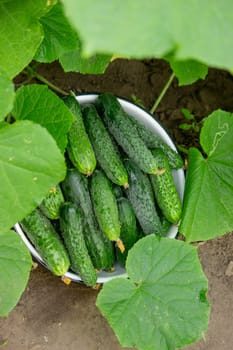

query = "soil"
[1, 59, 233, 350]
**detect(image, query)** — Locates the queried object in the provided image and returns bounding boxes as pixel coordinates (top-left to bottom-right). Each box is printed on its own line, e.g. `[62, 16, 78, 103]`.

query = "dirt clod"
[225, 261, 233, 276]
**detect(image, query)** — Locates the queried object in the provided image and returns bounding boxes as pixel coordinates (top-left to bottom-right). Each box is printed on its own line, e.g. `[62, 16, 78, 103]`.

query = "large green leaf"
[0, 230, 32, 317]
[0, 120, 66, 232]
[179, 110, 233, 242]
[97, 235, 209, 350]
[63, 0, 233, 71]
[34, 1, 112, 73]
[0, 0, 49, 79]
[60, 48, 111, 74]
[0, 70, 14, 121]
[34, 2, 78, 63]
[12, 84, 74, 152]
[0, 122, 8, 130]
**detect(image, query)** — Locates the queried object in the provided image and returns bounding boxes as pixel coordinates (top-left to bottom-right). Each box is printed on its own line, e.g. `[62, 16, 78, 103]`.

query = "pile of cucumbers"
[20, 93, 183, 287]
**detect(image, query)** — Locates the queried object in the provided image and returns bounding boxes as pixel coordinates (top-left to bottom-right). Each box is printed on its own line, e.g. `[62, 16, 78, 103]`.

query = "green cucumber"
[135, 122, 183, 169]
[90, 170, 121, 242]
[20, 209, 70, 276]
[124, 159, 163, 236]
[160, 216, 172, 236]
[82, 104, 128, 187]
[40, 184, 64, 220]
[97, 93, 159, 174]
[61, 169, 114, 270]
[59, 202, 97, 287]
[116, 197, 138, 266]
[150, 148, 182, 223]
[64, 95, 96, 176]
[112, 184, 123, 199]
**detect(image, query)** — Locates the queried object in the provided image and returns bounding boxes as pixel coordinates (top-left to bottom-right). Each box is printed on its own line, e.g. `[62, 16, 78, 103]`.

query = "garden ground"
[1, 58, 233, 350]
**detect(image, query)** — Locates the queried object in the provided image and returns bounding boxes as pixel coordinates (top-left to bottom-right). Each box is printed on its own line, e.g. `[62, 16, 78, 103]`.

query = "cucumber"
[61, 169, 114, 270]
[64, 95, 96, 176]
[124, 159, 163, 236]
[160, 216, 172, 236]
[20, 209, 70, 276]
[40, 184, 64, 219]
[97, 93, 159, 174]
[150, 148, 182, 223]
[135, 123, 183, 169]
[116, 197, 138, 266]
[59, 202, 97, 287]
[136, 226, 145, 241]
[112, 184, 123, 199]
[90, 170, 121, 242]
[82, 104, 128, 187]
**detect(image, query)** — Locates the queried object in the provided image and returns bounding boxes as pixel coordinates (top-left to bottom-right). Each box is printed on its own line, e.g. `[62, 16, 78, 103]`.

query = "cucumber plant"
[179, 108, 205, 134]
[0, 2, 233, 350]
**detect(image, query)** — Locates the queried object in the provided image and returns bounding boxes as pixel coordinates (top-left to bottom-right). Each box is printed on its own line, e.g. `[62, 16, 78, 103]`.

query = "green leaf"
[97, 235, 209, 350]
[12, 84, 74, 152]
[181, 108, 195, 121]
[60, 48, 111, 74]
[168, 59, 208, 85]
[179, 123, 192, 131]
[0, 0, 49, 79]
[34, 1, 111, 72]
[0, 122, 8, 130]
[63, 1, 233, 71]
[0, 70, 14, 121]
[0, 230, 32, 317]
[35, 2, 78, 63]
[0, 120, 66, 232]
[179, 110, 233, 242]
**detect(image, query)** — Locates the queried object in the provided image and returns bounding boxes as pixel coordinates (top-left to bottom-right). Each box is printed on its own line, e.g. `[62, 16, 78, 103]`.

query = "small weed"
[179, 108, 205, 133]
[131, 94, 145, 109]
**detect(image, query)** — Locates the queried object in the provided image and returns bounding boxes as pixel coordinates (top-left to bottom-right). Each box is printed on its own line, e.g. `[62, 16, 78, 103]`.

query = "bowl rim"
[14, 93, 185, 284]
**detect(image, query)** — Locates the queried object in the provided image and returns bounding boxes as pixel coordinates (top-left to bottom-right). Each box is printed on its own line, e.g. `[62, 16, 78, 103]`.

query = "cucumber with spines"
[90, 170, 123, 250]
[61, 169, 114, 270]
[150, 148, 182, 223]
[40, 184, 64, 219]
[160, 216, 172, 236]
[82, 104, 128, 187]
[20, 209, 70, 276]
[60, 202, 97, 287]
[124, 159, 163, 236]
[112, 184, 123, 199]
[64, 96, 96, 176]
[136, 126, 183, 169]
[97, 93, 160, 175]
[116, 197, 138, 266]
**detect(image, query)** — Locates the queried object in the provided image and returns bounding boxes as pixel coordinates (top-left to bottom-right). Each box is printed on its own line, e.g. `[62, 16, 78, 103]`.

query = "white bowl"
[14, 94, 185, 284]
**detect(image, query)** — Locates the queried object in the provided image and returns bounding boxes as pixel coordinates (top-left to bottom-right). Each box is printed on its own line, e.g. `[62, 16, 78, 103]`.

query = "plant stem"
[150, 72, 175, 114]
[177, 145, 189, 154]
[26, 66, 69, 96]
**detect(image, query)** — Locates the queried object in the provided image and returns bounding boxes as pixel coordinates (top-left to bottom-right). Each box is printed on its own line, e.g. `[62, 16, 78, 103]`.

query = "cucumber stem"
[25, 66, 69, 96]
[177, 145, 189, 155]
[150, 72, 175, 114]
[116, 239, 125, 253]
[123, 182, 129, 189]
[61, 276, 72, 285]
[154, 168, 166, 175]
[86, 170, 93, 177]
